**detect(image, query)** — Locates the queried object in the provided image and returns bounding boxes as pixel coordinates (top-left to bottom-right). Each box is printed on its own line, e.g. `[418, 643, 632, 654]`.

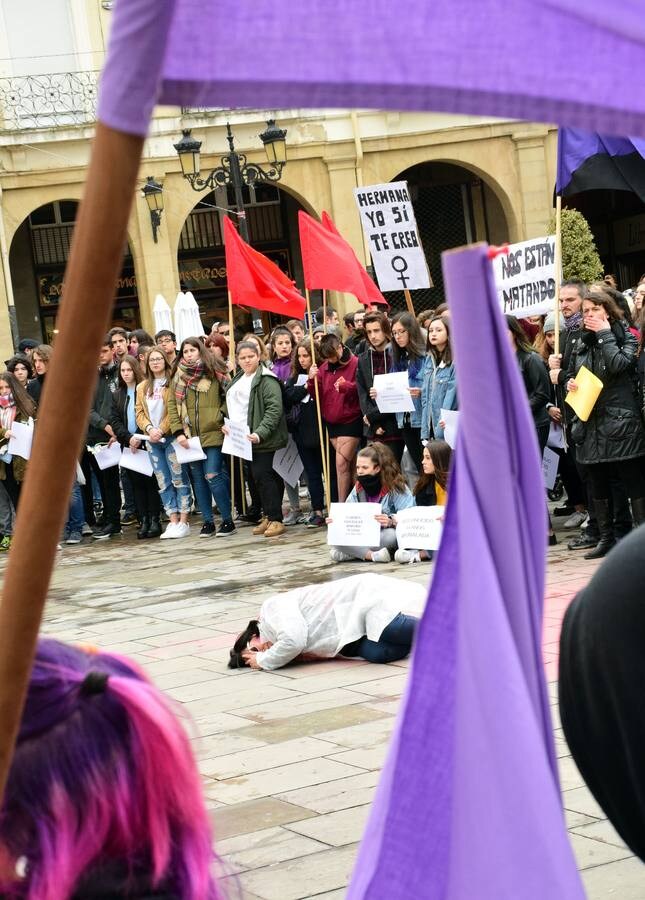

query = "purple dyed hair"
[0, 639, 219, 900]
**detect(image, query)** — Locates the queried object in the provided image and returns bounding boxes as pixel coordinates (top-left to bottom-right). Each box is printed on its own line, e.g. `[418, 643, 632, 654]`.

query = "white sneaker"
[173, 522, 190, 539]
[563, 511, 587, 529]
[371, 547, 392, 563]
[394, 548, 421, 564]
[330, 548, 354, 563]
[283, 510, 302, 526]
[160, 522, 179, 540]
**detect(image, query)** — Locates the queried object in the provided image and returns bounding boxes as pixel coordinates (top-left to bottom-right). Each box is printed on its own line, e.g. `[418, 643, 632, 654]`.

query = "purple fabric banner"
[99, 0, 645, 139]
[556, 128, 645, 197]
[346, 244, 585, 899]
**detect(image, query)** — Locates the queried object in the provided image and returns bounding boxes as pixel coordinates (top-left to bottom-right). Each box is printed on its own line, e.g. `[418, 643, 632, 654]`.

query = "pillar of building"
[512, 128, 553, 239]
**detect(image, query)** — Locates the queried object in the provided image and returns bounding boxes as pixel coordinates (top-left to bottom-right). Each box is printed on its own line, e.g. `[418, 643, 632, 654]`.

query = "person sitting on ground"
[394, 439, 452, 565]
[228, 573, 423, 670]
[0, 638, 219, 900]
[328, 441, 414, 564]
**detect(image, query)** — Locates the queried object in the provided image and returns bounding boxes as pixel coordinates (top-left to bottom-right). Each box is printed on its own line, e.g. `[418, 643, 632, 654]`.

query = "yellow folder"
[565, 365, 603, 422]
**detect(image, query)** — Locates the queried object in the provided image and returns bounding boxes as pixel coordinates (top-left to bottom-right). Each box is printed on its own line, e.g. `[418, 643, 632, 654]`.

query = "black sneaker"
[553, 505, 574, 517]
[567, 532, 598, 550]
[217, 520, 236, 536]
[239, 511, 262, 525]
[199, 522, 216, 538]
[91, 523, 122, 540]
[121, 512, 138, 527]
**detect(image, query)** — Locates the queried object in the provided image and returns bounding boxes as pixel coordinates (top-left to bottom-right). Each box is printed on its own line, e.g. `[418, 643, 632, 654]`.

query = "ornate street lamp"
[141, 176, 164, 243]
[174, 120, 288, 333]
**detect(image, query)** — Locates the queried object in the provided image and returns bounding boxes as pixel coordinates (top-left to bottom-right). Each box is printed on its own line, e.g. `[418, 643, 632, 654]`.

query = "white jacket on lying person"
[228, 574, 426, 671]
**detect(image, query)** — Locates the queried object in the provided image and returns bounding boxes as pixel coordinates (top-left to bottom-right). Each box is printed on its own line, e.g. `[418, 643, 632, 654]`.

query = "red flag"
[299, 210, 389, 307]
[223, 216, 306, 319]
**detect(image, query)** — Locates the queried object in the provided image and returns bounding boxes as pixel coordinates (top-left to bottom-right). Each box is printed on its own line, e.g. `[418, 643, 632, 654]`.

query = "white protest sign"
[354, 181, 431, 292]
[492, 236, 556, 318]
[273, 436, 304, 488]
[327, 502, 382, 548]
[542, 446, 559, 490]
[222, 417, 253, 461]
[296, 373, 311, 403]
[119, 447, 154, 477]
[395, 505, 444, 552]
[91, 441, 122, 470]
[7, 420, 33, 460]
[440, 408, 460, 449]
[373, 371, 415, 414]
[173, 436, 207, 463]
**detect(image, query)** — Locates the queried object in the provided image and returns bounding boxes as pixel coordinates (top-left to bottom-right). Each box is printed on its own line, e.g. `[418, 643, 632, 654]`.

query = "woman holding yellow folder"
[566, 290, 645, 559]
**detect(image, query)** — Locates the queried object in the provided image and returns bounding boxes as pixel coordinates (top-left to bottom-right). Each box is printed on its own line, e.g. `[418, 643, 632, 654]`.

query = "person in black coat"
[355, 311, 404, 462]
[284, 340, 326, 527]
[109, 355, 161, 539]
[565, 291, 645, 558]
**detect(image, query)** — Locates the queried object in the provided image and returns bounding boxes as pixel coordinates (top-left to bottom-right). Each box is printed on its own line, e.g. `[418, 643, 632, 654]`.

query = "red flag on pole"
[223, 215, 306, 319]
[299, 210, 389, 307]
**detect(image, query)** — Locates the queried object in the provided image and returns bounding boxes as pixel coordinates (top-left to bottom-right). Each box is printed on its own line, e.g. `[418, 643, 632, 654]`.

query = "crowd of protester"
[2, 271, 644, 564]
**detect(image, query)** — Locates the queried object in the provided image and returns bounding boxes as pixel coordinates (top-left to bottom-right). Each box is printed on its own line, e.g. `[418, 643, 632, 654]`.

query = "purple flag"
[346, 244, 585, 899]
[557, 129, 645, 202]
[98, 0, 645, 139]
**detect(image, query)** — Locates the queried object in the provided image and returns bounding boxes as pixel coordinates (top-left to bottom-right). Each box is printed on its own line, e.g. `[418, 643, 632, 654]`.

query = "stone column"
[512, 128, 553, 239]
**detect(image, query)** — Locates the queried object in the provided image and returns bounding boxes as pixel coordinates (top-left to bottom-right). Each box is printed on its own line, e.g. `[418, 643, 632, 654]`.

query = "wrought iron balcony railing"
[0, 71, 99, 132]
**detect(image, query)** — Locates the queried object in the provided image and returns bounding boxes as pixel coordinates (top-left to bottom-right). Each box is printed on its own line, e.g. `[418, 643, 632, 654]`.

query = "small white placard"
[119, 446, 154, 477]
[173, 436, 207, 463]
[7, 420, 34, 460]
[296, 373, 311, 403]
[373, 371, 415, 414]
[327, 502, 382, 547]
[92, 441, 122, 470]
[395, 505, 444, 551]
[492, 235, 557, 318]
[542, 446, 559, 490]
[273, 436, 304, 488]
[222, 417, 253, 461]
[439, 408, 460, 449]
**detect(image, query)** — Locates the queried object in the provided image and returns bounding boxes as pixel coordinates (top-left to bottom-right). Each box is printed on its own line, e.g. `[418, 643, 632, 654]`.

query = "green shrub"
[548, 207, 603, 283]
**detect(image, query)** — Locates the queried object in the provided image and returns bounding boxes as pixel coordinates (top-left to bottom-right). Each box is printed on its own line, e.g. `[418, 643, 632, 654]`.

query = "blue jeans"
[65, 480, 85, 535]
[189, 446, 232, 524]
[148, 440, 191, 516]
[340, 613, 418, 663]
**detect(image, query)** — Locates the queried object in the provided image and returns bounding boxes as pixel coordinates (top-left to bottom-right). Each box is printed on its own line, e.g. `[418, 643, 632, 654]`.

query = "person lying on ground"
[227, 573, 424, 671]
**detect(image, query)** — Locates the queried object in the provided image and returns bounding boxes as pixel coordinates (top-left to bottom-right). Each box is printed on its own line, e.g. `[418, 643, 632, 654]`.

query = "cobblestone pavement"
[6, 515, 643, 898]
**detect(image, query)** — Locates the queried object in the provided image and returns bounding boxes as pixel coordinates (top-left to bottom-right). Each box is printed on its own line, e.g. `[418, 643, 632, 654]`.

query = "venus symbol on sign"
[391, 255, 410, 288]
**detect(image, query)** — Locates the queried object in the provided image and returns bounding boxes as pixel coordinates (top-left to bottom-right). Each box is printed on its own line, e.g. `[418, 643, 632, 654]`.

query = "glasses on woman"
[391, 328, 407, 337]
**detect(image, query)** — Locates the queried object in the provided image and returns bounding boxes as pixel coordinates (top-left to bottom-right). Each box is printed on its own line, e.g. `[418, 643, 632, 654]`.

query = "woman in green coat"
[224, 341, 288, 538]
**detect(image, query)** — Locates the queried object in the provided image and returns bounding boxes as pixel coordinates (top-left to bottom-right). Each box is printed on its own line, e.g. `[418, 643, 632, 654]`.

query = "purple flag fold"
[99, 0, 645, 139]
[346, 243, 585, 899]
[556, 128, 645, 202]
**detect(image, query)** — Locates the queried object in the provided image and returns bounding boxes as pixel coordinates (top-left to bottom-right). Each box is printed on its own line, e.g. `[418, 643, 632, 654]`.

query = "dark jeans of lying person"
[340, 613, 418, 663]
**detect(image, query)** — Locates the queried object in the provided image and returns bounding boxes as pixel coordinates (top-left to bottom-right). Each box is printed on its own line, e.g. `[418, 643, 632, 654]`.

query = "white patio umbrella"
[152, 294, 173, 334]
[183, 291, 206, 337]
[172, 291, 192, 344]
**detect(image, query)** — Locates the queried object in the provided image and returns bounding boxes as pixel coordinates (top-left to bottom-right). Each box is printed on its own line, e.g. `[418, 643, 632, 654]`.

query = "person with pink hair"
[0, 639, 219, 900]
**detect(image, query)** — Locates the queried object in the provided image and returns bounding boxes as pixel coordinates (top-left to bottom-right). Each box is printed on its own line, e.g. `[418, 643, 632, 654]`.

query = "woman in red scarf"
[168, 338, 235, 537]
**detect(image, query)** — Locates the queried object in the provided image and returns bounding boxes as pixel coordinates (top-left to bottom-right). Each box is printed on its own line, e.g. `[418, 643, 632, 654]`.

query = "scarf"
[0, 393, 16, 432]
[564, 310, 583, 331]
[174, 360, 211, 405]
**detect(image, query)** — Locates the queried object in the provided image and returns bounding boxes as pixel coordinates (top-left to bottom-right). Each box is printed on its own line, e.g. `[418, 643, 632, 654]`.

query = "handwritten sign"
[7, 421, 33, 461]
[373, 371, 415, 414]
[542, 446, 559, 490]
[222, 417, 253, 461]
[492, 236, 556, 318]
[354, 181, 431, 291]
[395, 505, 444, 552]
[327, 502, 382, 547]
[273, 437, 304, 487]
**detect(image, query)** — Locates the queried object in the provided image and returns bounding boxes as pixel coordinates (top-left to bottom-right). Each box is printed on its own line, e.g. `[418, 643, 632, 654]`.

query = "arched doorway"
[384, 162, 510, 312]
[177, 183, 314, 333]
[9, 200, 141, 343]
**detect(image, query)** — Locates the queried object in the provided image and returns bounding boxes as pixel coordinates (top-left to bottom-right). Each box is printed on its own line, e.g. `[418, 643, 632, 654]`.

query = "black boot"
[147, 515, 162, 538]
[630, 497, 645, 528]
[137, 516, 150, 539]
[584, 499, 615, 559]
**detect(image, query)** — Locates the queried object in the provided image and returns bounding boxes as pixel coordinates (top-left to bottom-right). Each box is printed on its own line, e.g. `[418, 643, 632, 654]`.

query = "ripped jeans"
[189, 445, 232, 524]
[148, 439, 191, 516]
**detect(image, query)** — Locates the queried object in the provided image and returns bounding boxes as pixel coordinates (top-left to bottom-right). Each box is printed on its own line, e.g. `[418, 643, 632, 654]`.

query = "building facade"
[0, 1, 565, 360]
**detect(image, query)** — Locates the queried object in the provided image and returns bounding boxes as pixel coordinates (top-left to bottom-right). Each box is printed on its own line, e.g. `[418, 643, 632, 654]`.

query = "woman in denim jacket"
[389, 312, 426, 471]
[421, 315, 457, 442]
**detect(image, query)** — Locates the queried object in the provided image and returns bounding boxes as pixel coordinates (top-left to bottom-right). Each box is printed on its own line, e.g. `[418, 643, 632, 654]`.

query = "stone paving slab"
[0, 514, 639, 897]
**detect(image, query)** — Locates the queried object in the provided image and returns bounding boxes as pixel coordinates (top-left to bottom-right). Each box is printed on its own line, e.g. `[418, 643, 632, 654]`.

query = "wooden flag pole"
[227, 289, 236, 516]
[403, 288, 415, 315]
[553, 194, 562, 357]
[306, 289, 330, 509]
[325, 426, 331, 510]
[322, 288, 327, 333]
[0, 123, 144, 802]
